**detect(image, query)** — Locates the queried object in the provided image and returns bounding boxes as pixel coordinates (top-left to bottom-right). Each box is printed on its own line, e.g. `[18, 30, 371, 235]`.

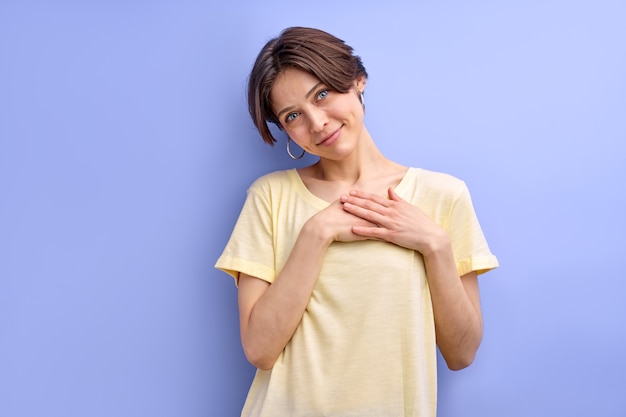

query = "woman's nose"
[308, 107, 327, 133]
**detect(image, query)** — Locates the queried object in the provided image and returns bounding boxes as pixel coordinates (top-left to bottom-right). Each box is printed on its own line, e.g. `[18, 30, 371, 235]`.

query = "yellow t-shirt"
[215, 167, 498, 417]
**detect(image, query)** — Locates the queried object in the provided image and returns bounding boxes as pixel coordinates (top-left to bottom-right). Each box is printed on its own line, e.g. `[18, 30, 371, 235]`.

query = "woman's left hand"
[340, 187, 447, 256]
[343, 187, 484, 370]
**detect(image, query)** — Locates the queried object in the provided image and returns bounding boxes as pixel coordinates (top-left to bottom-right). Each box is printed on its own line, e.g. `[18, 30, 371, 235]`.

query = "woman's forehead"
[271, 69, 321, 108]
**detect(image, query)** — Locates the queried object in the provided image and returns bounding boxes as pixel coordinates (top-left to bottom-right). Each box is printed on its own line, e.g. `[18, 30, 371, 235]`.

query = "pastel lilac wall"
[1, 1, 624, 416]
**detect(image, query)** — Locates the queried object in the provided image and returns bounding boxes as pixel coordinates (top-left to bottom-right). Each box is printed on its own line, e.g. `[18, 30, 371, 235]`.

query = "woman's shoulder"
[407, 167, 466, 192]
[399, 167, 471, 210]
[248, 169, 297, 192]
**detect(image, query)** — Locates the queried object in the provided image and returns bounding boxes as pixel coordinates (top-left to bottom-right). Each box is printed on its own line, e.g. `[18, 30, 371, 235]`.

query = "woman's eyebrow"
[276, 82, 323, 118]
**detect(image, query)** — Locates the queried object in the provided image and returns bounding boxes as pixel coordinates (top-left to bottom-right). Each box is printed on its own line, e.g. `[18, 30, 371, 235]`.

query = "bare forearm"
[423, 236, 483, 370]
[242, 220, 331, 369]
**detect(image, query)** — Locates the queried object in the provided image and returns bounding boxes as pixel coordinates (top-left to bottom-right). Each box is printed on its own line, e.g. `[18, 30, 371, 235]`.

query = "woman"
[216, 26, 498, 417]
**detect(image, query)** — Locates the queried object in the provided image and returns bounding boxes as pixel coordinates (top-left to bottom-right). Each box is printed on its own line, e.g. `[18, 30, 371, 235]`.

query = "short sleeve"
[445, 182, 499, 277]
[215, 183, 276, 286]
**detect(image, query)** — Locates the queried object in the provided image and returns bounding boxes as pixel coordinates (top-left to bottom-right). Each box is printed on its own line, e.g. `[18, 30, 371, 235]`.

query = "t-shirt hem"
[457, 255, 499, 277]
[215, 256, 275, 287]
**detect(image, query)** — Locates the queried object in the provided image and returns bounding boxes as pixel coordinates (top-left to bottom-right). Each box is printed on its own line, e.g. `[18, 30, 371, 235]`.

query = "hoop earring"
[287, 137, 305, 160]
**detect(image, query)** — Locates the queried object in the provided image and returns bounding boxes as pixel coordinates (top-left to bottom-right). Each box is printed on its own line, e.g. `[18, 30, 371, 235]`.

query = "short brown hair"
[248, 27, 368, 145]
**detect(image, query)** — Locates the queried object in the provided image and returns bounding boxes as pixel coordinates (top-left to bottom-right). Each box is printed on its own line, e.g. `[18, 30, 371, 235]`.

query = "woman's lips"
[318, 126, 342, 146]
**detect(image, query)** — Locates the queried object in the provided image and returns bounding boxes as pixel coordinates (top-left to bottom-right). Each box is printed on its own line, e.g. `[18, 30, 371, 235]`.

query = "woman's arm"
[341, 187, 483, 370]
[238, 219, 329, 370]
[238, 200, 376, 370]
[420, 235, 483, 370]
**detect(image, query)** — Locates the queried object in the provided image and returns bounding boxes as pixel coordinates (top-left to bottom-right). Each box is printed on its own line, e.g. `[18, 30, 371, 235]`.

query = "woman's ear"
[355, 75, 367, 93]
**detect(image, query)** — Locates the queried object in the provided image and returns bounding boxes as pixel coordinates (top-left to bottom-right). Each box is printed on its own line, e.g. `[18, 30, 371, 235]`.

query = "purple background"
[1, 1, 625, 416]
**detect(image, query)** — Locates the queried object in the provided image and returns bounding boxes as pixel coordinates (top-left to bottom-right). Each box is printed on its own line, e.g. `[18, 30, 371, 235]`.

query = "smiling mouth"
[317, 126, 342, 145]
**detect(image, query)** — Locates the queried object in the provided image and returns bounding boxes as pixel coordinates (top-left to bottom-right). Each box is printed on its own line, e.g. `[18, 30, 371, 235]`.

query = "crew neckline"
[287, 167, 415, 209]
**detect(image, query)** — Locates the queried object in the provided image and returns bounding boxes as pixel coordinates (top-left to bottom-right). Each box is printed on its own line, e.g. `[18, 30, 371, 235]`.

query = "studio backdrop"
[1, 1, 625, 416]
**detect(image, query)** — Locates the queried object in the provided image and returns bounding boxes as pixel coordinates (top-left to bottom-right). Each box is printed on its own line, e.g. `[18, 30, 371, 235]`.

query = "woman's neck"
[312, 129, 398, 184]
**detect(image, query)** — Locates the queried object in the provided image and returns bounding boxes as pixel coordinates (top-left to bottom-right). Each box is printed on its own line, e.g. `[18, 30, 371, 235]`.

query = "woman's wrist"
[420, 229, 452, 260]
[302, 215, 334, 247]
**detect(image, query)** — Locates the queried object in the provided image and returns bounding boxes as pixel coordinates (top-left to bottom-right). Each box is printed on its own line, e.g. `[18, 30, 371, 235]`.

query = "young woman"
[216, 26, 499, 417]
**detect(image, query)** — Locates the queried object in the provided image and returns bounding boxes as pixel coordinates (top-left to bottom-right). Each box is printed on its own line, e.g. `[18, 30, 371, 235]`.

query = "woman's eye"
[286, 112, 299, 122]
[317, 90, 328, 100]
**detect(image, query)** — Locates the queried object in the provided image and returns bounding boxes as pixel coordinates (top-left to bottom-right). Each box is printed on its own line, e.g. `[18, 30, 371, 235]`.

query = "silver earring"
[287, 137, 305, 160]
[359, 92, 365, 110]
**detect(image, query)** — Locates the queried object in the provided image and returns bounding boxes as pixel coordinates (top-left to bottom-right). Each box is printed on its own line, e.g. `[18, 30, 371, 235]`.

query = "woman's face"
[270, 68, 365, 160]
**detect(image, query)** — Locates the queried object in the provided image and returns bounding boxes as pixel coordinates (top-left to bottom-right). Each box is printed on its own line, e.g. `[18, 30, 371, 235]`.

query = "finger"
[387, 187, 401, 201]
[352, 225, 388, 241]
[346, 190, 390, 207]
[342, 201, 388, 225]
[341, 195, 388, 214]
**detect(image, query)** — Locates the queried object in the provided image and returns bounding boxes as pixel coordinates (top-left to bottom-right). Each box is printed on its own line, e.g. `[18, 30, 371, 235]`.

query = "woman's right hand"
[308, 198, 379, 244]
[239, 198, 378, 370]
[240, 199, 368, 369]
